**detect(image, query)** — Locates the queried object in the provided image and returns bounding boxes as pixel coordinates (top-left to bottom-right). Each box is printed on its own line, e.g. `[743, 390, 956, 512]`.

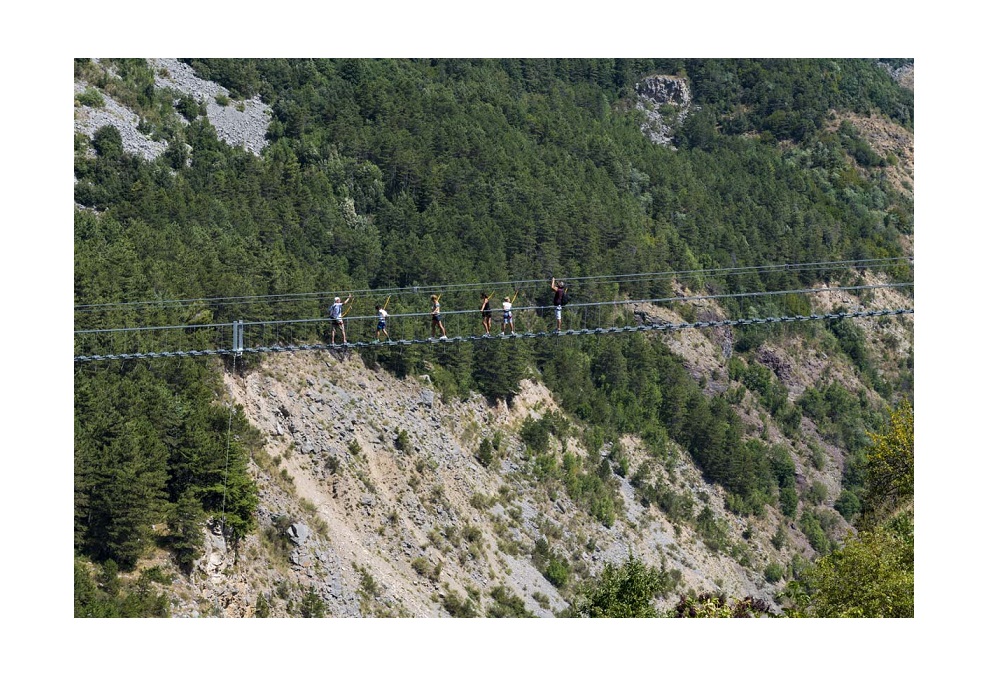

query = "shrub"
[763, 562, 784, 583]
[92, 125, 123, 158]
[834, 489, 861, 522]
[475, 438, 493, 467]
[779, 485, 798, 518]
[810, 447, 826, 471]
[521, 417, 550, 454]
[394, 428, 413, 454]
[440, 590, 477, 617]
[800, 510, 831, 555]
[461, 525, 482, 544]
[544, 557, 570, 588]
[772, 524, 788, 551]
[325, 454, 340, 474]
[298, 587, 327, 617]
[573, 555, 675, 618]
[254, 592, 270, 618]
[487, 586, 534, 617]
[805, 482, 828, 505]
[412, 556, 439, 580]
[175, 94, 200, 121]
[77, 87, 105, 108]
[695, 507, 729, 552]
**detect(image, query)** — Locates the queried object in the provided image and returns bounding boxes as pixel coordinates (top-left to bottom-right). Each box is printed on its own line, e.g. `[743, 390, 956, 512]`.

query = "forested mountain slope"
[73, 58, 914, 617]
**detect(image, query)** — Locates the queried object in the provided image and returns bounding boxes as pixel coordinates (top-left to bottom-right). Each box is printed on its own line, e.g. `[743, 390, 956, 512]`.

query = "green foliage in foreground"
[783, 512, 913, 617]
[671, 594, 773, 618]
[783, 402, 914, 617]
[570, 554, 680, 617]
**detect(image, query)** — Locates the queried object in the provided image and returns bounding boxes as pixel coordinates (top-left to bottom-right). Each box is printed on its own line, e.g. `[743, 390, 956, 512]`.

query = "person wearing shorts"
[551, 278, 567, 332]
[328, 294, 352, 344]
[480, 293, 493, 335]
[501, 296, 514, 334]
[430, 294, 447, 339]
[375, 305, 389, 341]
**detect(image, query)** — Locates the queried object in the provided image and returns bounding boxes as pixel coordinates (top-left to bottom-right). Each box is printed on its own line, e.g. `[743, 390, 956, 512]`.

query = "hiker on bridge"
[480, 293, 494, 335]
[430, 294, 447, 339]
[375, 304, 390, 341]
[328, 293, 353, 344]
[551, 278, 568, 332]
[501, 290, 519, 335]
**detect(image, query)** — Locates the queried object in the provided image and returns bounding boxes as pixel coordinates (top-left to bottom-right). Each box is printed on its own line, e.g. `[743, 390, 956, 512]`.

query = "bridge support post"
[232, 320, 244, 356]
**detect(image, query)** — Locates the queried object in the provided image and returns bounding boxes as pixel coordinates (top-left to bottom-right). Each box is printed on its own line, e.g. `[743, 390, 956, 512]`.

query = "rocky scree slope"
[163, 347, 802, 617]
[74, 58, 271, 162]
[142, 272, 912, 618]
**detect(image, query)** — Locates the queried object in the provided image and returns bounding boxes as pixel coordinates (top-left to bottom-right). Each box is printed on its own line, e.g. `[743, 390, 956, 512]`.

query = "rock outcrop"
[634, 74, 693, 147]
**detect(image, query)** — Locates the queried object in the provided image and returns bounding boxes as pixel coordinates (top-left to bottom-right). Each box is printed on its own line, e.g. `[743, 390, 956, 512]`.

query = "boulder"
[288, 522, 311, 546]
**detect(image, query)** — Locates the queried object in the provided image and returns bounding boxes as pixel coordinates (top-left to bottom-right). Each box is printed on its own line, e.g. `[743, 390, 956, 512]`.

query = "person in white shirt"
[375, 304, 390, 341]
[502, 296, 515, 334]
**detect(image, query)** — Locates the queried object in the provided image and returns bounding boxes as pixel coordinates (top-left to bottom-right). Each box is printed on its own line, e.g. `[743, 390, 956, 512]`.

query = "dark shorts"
[377, 320, 386, 330]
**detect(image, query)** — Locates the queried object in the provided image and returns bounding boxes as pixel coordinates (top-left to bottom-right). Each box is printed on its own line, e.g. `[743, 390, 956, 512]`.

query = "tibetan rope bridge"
[74, 258, 914, 364]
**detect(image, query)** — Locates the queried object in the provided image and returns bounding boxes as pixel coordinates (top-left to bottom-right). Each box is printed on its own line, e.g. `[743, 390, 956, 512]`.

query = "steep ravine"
[152, 347, 792, 618]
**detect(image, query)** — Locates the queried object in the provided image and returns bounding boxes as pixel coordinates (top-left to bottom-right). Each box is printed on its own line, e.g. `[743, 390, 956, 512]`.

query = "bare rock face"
[757, 345, 794, 385]
[878, 61, 914, 90]
[636, 74, 692, 106]
[634, 75, 693, 147]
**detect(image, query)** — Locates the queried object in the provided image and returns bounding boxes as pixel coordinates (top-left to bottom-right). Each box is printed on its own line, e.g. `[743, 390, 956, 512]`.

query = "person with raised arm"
[374, 301, 390, 341]
[550, 278, 568, 332]
[328, 293, 353, 344]
[501, 289, 519, 335]
[480, 292, 494, 335]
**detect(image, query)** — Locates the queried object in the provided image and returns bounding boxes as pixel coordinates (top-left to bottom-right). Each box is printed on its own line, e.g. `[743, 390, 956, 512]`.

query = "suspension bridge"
[74, 258, 914, 363]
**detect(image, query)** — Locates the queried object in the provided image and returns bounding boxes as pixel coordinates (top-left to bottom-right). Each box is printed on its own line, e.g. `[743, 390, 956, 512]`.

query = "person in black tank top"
[551, 278, 567, 331]
[480, 293, 493, 335]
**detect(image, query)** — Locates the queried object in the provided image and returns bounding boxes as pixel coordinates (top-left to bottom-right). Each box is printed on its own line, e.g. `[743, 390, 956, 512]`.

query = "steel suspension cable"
[75, 281, 913, 336]
[74, 256, 913, 313]
[73, 308, 914, 363]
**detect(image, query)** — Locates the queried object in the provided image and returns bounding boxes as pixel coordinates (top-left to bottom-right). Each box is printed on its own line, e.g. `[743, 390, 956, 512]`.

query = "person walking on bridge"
[501, 291, 518, 335]
[480, 293, 494, 335]
[430, 294, 447, 339]
[375, 304, 390, 341]
[329, 294, 352, 344]
[551, 278, 568, 332]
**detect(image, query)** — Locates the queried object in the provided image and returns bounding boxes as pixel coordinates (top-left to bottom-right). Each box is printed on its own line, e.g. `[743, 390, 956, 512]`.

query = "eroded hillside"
[163, 349, 787, 617]
[152, 268, 911, 618]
